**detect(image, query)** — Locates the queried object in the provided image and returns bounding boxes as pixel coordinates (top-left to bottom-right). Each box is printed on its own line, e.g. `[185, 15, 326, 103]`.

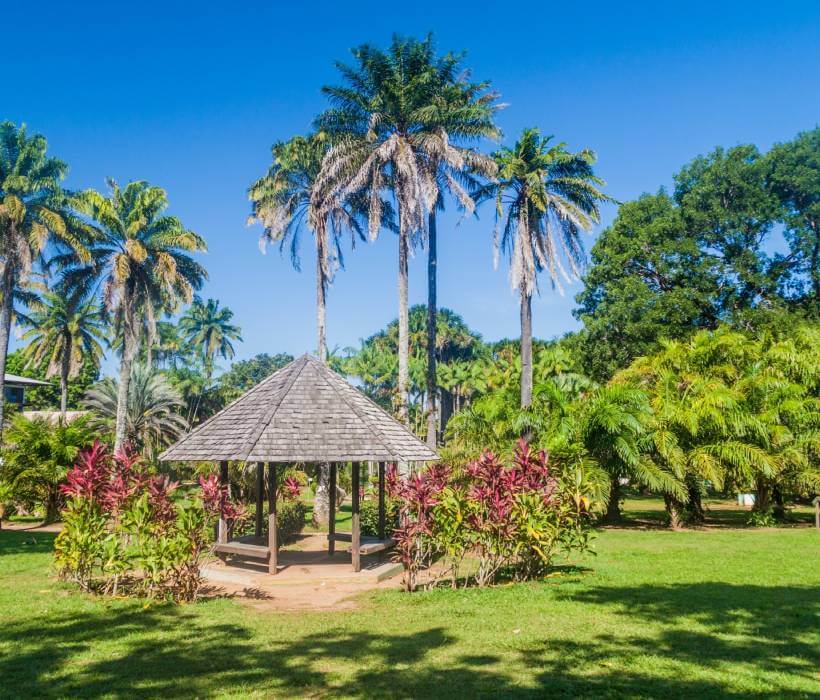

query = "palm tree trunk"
[0, 266, 16, 441]
[425, 211, 437, 449]
[520, 289, 533, 409]
[603, 474, 622, 522]
[114, 300, 137, 453]
[313, 462, 331, 526]
[397, 230, 410, 423]
[59, 337, 71, 420]
[316, 230, 327, 363]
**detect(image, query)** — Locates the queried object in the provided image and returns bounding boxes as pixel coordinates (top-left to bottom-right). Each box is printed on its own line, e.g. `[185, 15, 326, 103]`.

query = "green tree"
[83, 364, 188, 460]
[0, 413, 97, 523]
[575, 193, 720, 380]
[20, 291, 106, 418]
[5, 350, 99, 412]
[476, 128, 610, 408]
[179, 297, 242, 380]
[319, 34, 472, 423]
[63, 180, 207, 451]
[0, 122, 90, 435]
[249, 133, 363, 363]
[764, 127, 820, 305]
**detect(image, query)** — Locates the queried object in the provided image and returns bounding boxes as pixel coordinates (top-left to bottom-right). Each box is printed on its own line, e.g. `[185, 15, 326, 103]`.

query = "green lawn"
[1, 507, 818, 698]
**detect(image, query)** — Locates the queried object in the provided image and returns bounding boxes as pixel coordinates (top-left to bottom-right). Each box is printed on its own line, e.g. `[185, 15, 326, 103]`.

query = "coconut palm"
[249, 132, 362, 363]
[317, 35, 448, 423]
[475, 128, 610, 408]
[61, 179, 206, 451]
[0, 122, 90, 435]
[179, 297, 242, 381]
[83, 364, 188, 459]
[20, 290, 106, 418]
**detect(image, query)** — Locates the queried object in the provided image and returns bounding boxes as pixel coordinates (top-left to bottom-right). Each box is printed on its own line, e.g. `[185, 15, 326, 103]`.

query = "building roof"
[4, 373, 51, 388]
[160, 354, 438, 463]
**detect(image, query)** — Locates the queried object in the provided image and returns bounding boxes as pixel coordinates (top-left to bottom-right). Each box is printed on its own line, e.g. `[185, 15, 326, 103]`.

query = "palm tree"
[83, 364, 188, 460]
[179, 297, 242, 380]
[20, 290, 106, 418]
[248, 133, 362, 363]
[318, 35, 445, 423]
[0, 122, 90, 435]
[415, 53, 500, 448]
[249, 133, 363, 525]
[475, 128, 610, 408]
[61, 179, 206, 452]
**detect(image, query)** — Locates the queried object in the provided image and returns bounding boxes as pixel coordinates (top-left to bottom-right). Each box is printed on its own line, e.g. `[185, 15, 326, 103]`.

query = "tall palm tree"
[248, 132, 362, 363]
[0, 122, 90, 435]
[476, 128, 610, 408]
[417, 56, 500, 449]
[179, 297, 242, 381]
[249, 133, 363, 526]
[61, 179, 206, 451]
[317, 35, 443, 424]
[20, 290, 106, 418]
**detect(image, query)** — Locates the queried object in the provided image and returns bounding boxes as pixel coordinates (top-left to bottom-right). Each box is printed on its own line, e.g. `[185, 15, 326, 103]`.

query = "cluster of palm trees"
[0, 123, 244, 449]
[249, 34, 610, 448]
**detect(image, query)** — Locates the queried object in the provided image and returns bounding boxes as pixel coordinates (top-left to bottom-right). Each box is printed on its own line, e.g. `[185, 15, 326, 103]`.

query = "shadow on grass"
[542, 581, 820, 691]
[2, 579, 818, 696]
[0, 529, 56, 555]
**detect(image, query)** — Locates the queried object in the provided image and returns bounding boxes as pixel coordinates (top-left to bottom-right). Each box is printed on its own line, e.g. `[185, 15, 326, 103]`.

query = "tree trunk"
[665, 494, 684, 530]
[753, 477, 771, 513]
[439, 388, 454, 436]
[425, 211, 437, 450]
[59, 334, 71, 420]
[312, 462, 331, 526]
[316, 225, 327, 363]
[43, 488, 62, 525]
[772, 483, 786, 521]
[114, 300, 137, 453]
[0, 266, 16, 442]
[603, 475, 622, 523]
[520, 290, 533, 409]
[685, 476, 705, 525]
[397, 230, 410, 423]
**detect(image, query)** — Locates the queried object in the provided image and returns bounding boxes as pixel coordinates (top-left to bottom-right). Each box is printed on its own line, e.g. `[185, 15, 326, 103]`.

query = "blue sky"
[6, 1, 820, 375]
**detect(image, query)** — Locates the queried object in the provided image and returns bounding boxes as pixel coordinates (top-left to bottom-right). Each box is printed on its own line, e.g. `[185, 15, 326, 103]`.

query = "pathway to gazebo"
[161, 354, 437, 578]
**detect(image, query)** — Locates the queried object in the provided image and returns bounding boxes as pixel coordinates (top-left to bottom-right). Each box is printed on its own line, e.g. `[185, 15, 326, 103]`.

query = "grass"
[1, 501, 818, 698]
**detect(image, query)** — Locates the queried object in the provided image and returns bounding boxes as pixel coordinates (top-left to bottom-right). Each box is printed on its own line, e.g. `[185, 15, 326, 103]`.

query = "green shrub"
[277, 500, 307, 544]
[283, 468, 308, 487]
[360, 498, 399, 537]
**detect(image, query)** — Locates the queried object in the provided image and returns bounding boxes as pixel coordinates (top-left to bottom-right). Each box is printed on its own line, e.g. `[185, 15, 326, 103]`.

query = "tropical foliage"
[54, 441, 244, 601]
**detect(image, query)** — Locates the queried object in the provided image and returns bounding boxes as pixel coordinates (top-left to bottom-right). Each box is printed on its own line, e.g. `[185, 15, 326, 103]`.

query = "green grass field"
[1, 503, 818, 698]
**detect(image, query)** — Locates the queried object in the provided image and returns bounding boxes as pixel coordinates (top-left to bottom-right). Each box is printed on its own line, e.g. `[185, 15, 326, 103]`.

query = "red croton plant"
[55, 440, 244, 602]
[387, 439, 594, 591]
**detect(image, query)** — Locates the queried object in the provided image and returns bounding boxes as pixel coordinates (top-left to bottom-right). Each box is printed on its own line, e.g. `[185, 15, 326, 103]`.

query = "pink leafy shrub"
[387, 440, 594, 591]
[55, 445, 244, 602]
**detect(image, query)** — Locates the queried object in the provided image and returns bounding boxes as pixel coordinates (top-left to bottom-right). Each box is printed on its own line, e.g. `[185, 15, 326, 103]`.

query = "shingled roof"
[160, 354, 438, 463]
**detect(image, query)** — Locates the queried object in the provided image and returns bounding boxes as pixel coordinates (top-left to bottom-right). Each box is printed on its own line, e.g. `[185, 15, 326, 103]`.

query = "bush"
[54, 441, 244, 602]
[0, 414, 98, 523]
[277, 500, 307, 544]
[387, 440, 596, 592]
[359, 498, 399, 537]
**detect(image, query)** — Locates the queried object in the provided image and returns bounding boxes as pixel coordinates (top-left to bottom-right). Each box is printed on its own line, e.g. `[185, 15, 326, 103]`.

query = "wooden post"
[328, 462, 337, 555]
[814, 496, 820, 531]
[352, 461, 361, 573]
[218, 460, 229, 543]
[268, 462, 278, 574]
[378, 461, 386, 540]
[255, 462, 264, 538]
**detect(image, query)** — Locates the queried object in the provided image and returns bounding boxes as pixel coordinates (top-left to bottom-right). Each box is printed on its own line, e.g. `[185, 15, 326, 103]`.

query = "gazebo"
[160, 353, 438, 574]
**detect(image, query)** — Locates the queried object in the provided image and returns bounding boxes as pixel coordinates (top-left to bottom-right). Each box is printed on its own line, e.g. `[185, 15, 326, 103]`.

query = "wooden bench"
[327, 534, 394, 556]
[214, 541, 270, 560]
